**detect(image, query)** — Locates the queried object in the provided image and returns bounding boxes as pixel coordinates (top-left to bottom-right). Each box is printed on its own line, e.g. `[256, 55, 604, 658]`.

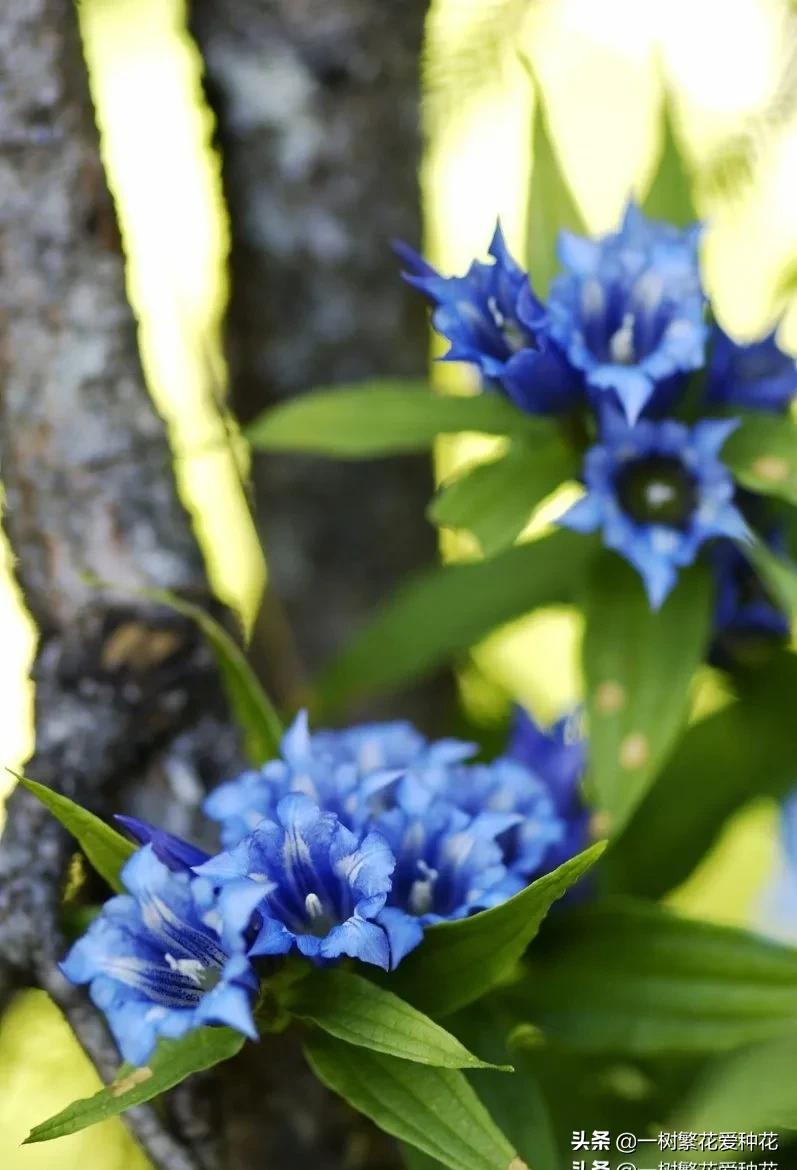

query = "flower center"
[608, 312, 636, 364]
[165, 952, 221, 992]
[408, 860, 438, 917]
[487, 296, 527, 353]
[616, 456, 697, 528]
[302, 892, 336, 937]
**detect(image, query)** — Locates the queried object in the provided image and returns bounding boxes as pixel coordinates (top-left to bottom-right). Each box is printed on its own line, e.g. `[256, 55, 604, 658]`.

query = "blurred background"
[2, 0, 796, 1164]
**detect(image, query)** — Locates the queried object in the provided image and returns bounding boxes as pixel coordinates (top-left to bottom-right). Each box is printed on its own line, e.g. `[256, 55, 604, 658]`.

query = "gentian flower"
[505, 706, 589, 873]
[546, 203, 706, 422]
[389, 752, 565, 883]
[561, 406, 749, 608]
[204, 710, 475, 848]
[707, 326, 797, 413]
[397, 224, 582, 415]
[195, 794, 415, 971]
[115, 815, 211, 872]
[61, 846, 263, 1065]
[373, 802, 521, 941]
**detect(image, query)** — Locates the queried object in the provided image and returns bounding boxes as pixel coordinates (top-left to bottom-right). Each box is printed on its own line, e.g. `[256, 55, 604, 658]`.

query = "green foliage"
[428, 435, 578, 555]
[318, 529, 598, 708]
[724, 413, 797, 506]
[26, 1027, 245, 1143]
[303, 1032, 522, 1170]
[582, 555, 713, 832]
[642, 98, 696, 226]
[675, 1034, 797, 1133]
[142, 588, 282, 764]
[19, 776, 134, 893]
[607, 651, 797, 898]
[386, 843, 605, 1017]
[452, 1004, 560, 1170]
[748, 539, 797, 619]
[285, 969, 507, 1070]
[247, 381, 546, 458]
[525, 80, 588, 297]
[508, 899, 797, 1056]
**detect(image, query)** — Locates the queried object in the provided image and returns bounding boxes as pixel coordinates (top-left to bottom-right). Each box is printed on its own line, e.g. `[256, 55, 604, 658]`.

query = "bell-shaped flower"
[61, 846, 263, 1066]
[561, 406, 749, 608]
[547, 203, 706, 422]
[195, 794, 416, 972]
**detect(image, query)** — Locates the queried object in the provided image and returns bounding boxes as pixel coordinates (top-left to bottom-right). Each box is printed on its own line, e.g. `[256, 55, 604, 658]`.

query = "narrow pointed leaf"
[429, 437, 577, 556]
[583, 555, 712, 833]
[247, 381, 545, 458]
[526, 83, 587, 297]
[25, 1027, 245, 1143]
[724, 412, 797, 506]
[18, 775, 133, 892]
[304, 1033, 522, 1170]
[748, 539, 797, 618]
[387, 843, 605, 1017]
[142, 588, 282, 764]
[508, 900, 797, 1056]
[675, 1034, 797, 1133]
[318, 529, 598, 709]
[608, 651, 797, 898]
[286, 969, 507, 1069]
[643, 99, 696, 226]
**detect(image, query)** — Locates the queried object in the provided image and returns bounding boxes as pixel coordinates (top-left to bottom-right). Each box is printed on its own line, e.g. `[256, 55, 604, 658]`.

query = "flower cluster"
[63, 709, 587, 1063]
[404, 204, 796, 639]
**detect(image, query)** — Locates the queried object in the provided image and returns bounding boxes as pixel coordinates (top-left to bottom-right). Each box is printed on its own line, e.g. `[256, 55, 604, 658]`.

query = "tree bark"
[0, 4, 239, 1167]
[189, 0, 444, 728]
[0, 3, 432, 1168]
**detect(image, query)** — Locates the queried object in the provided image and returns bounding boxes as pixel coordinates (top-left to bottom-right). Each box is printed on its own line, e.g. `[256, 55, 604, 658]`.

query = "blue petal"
[115, 816, 210, 872]
[376, 907, 425, 969]
[320, 916, 391, 970]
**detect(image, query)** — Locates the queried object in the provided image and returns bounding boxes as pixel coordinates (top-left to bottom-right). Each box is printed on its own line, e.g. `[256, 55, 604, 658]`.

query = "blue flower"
[505, 707, 590, 873]
[707, 327, 797, 413]
[115, 815, 211, 872]
[397, 224, 582, 415]
[61, 846, 263, 1066]
[204, 711, 475, 848]
[546, 203, 706, 422]
[373, 802, 521, 936]
[561, 407, 749, 608]
[195, 794, 416, 971]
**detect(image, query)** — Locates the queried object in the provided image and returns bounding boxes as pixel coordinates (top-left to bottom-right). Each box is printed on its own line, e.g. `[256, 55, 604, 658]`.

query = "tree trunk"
[189, 0, 445, 728]
[0, 3, 426, 1169]
[0, 3, 239, 1167]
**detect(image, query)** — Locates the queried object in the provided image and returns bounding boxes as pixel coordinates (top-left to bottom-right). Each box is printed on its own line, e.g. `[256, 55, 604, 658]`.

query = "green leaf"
[387, 843, 605, 1018]
[526, 81, 588, 298]
[429, 436, 577, 556]
[247, 381, 545, 458]
[675, 1033, 797, 1135]
[583, 555, 712, 833]
[303, 1033, 522, 1170]
[642, 98, 696, 226]
[142, 588, 282, 765]
[748, 539, 797, 618]
[508, 899, 797, 1056]
[723, 412, 797, 506]
[452, 1004, 560, 1170]
[18, 775, 134, 892]
[285, 968, 507, 1070]
[317, 529, 598, 709]
[607, 651, 797, 898]
[25, 1026, 245, 1143]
